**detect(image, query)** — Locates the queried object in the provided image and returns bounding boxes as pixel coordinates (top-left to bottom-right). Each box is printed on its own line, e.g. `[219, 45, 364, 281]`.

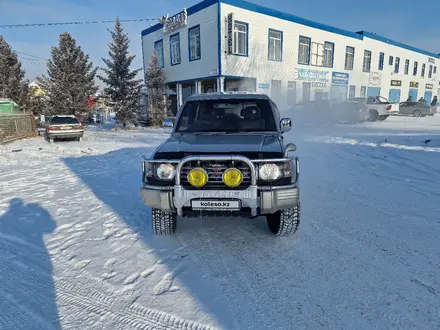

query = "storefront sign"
[162, 9, 187, 34]
[312, 82, 326, 88]
[368, 72, 381, 86]
[391, 80, 402, 86]
[426, 83, 433, 89]
[227, 13, 234, 54]
[258, 83, 269, 89]
[294, 68, 329, 82]
[410, 81, 419, 88]
[331, 72, 349, 85]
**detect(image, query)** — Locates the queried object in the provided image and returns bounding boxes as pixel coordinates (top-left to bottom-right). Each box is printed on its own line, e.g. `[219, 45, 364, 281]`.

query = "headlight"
[156, 163, 176, 180]
[258, 163, 282, 181]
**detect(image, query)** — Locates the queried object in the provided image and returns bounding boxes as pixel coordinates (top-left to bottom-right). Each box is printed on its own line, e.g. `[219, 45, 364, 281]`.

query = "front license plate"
[191, 200, 240, 211]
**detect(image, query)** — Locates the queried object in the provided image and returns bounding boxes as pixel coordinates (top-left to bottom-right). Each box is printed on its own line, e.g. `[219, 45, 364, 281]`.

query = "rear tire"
[266, 202, 300, 236]
[152, 208, 177, 235]
[368, 110, 379, 122]
[378, 115, 389, 121]
[413, 110, 421, 117]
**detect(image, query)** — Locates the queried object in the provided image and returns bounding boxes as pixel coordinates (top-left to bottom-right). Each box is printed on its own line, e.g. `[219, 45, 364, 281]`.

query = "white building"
[141, 0, 440, 111]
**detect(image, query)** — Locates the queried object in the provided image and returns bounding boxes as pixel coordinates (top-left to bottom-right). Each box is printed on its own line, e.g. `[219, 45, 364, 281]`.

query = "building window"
[404, 59, 409, 75]
[394, 57, 400, 73]
[344, 46, 354, 70]
[298, 36, 311, 65]
[268, 29, 282, 61]
[233, 21, 248, 56]
[413, 61, 418, 76]
[421, 63, 426, 77]
[323, 42, 334, 68]
[188, 25, 201, 61]
[360, 86, 366, 97]
[389, 56, 393, 65]
[170, 33, 181, 65]
[363, 50, 371, 72]
[434, 66, 437, 74]
[154, 40, 164, 68]
[349, 85, 356, 98]
[378, 52, 384, 70]
[287, 81, 296, 105]
[428, 65, 433, 78]
[311, 42, 324, 66]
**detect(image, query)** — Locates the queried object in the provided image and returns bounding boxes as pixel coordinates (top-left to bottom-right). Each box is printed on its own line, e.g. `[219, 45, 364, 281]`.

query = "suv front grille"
[180, 160, 252, 190]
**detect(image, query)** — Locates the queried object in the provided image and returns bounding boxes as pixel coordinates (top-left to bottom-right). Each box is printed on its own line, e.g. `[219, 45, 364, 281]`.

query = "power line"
[0, 18, 159, 29]
[15, 51, 48, 61]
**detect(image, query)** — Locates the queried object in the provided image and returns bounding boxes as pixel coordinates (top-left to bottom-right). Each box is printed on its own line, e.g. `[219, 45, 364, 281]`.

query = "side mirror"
[280, 118, 292, 133]
[162, 119, 174, 128]
[284, 143, 297, 157]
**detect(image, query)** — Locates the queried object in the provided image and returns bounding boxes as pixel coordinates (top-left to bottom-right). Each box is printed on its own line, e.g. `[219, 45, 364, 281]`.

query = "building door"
[287, 81, 296, 106]
[330, 85, 348, 101]
[367, 87, 381, 97]
[424, 91, 433, 104]
[349, 85, 356, 98]
[388, 89, 401, 103]
[408, 88, 418, 101]
[360, 86, 367, 97]
[315, 90, 328, 100]
[271, 80, 282, 103]
[302, 82, 311, 102]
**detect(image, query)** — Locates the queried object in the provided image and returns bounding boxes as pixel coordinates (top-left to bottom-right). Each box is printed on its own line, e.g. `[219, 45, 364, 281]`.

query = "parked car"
[140, 92, 300, 237]
[346, 96, 399, 121]
[396, 101, 437, 117]
[288, 99, 342, 124]
[45, 115, 84, 143]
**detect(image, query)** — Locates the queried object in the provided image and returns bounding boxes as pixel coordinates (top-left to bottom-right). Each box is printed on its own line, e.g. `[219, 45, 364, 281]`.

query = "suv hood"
[156, 133, 283, 154]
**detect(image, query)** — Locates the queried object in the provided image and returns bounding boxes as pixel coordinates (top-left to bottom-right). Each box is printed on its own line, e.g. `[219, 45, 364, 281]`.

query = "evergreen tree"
[145, 52, 169, 126]
[38, 32, 97, 122]
[0, 35, 29, 109]
[98, 18, 143, 127]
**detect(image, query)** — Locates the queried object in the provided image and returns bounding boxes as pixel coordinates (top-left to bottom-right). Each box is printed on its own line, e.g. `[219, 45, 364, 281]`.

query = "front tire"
[368, 110, 379, 122]
[152, 208, 177, 235]
[266, 202, 300, 236]
[413, 110, 422, 117]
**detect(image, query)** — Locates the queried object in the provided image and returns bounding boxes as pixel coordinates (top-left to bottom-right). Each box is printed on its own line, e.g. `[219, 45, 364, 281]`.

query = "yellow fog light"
[187, 168, 208, 188]
[222, 168, 243, 187]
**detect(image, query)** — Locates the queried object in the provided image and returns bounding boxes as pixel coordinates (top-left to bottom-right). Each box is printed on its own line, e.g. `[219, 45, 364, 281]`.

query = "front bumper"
[140, 184, 299, 216]
[140, 154, 300, 216]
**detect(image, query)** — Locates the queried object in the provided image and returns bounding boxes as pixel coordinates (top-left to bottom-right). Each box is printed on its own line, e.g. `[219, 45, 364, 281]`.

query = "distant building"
[141, 0, 440, 111]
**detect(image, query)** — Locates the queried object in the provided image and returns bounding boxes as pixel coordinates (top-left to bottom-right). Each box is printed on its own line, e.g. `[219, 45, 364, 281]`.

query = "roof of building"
[141, 0, 439, 59]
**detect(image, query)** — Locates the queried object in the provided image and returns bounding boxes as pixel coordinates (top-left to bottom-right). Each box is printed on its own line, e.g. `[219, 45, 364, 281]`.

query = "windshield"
[175, 99, 277, 133]
[49, 116, 80, 125]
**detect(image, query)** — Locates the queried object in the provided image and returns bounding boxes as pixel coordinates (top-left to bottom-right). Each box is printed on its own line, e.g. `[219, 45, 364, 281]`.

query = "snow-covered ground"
[0, 116, 439, 329]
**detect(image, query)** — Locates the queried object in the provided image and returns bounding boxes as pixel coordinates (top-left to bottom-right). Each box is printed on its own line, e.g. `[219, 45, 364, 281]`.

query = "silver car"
[397, 101, 437, 117]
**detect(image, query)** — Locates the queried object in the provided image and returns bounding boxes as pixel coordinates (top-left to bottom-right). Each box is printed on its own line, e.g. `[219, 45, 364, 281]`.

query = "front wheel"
[266, 202, 301, 236]
[152, 208, 177, 235]
[368, 110, 379, 122]
[413, 110, 421, 117]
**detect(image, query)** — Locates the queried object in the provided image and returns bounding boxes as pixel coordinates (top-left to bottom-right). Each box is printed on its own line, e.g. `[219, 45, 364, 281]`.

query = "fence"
[0, 114, 36, 144]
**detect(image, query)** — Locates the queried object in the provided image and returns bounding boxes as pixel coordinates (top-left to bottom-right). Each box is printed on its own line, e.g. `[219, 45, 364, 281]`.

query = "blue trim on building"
[323, 41, 335, 68]
[232, 20, 249, 57]
[188, 25, 201, 62]
[298, 35, 311, 65]
[268, 28, 283, 62]
[217, 0, 222, 75]
[357, 31, 440, 59]
[169, 33, 181, 66]
[154, 39, 164, 68]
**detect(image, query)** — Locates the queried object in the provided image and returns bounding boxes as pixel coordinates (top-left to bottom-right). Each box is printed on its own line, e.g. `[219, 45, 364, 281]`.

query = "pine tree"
[145, 52, 169, 126]
[0, 35, 29, 109]
[98, 18, 143, 127]
[38, 32, 98, 122]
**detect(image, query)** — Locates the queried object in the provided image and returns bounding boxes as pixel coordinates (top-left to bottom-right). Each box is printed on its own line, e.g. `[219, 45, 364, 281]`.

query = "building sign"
[312, 82, 326, 88]
[162, 9, 188, 34]
[294, 68, 329, 81]
[428, 58, 435, 64]
[391, 80, 402, 86]
[227, 13, 234, 54]
[209, 69, 218, 75]
[426, 83, 433, 89]
[368, 72, 381, 86]
[409, 81, 419, 88]
[331, 72, 349, 85]
[258, 83, 269, 89]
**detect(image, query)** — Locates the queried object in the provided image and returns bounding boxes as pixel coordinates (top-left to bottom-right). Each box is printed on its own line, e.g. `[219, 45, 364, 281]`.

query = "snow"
[1, 116, 440, 329]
